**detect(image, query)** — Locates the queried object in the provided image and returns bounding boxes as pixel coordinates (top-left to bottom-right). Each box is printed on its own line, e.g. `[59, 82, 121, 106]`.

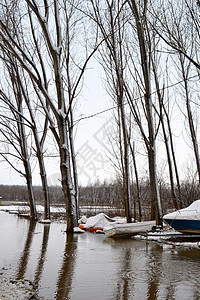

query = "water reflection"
[104, 238, 200, 300]
[16, 220, 37, 280]
[108, 238, 150, 300]
[55, 234, 78, 299]
[34, 224, 50, 288]
[147, 244, 163, 300]
[116, 248, 132, 300]
[145, 243, 200, 299]
[15, 219, 50, 290]
[1, 212, 200, 300]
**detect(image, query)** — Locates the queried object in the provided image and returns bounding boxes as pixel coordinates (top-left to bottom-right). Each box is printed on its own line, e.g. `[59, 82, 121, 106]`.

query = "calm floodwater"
[0, 211, 200, 300]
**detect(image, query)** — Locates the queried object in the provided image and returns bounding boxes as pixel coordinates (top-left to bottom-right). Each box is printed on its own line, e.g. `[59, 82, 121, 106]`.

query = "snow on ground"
[0, 277, 36, 300]
[0, 205, 65, 214]
[135, 230, 200, 249]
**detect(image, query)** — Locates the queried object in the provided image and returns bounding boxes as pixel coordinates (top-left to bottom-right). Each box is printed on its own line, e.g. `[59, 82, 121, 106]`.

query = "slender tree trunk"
[117, 107, 125, 178]
[36, 144, 50, 220]
[129, 141, 142, 221]
[68, 110, 79, 219]
[17, 110, 37, 219]
[163, 105, 182, 207]
[129, 0, 162, 225]
[58, 116, 77, 231]
[180, 55, 200, 184]
[15, 65, 50, 220]
[118, 95, 132, 223]
[151, 56, 179, 209]
[160, 110, 179, 209]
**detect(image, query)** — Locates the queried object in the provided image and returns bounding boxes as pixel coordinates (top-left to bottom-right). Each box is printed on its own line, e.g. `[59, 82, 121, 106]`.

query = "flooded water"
[0, 211, 200, 299]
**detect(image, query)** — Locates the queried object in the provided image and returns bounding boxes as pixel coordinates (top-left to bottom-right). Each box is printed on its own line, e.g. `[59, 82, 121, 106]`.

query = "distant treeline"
[1, 178, 200, 220]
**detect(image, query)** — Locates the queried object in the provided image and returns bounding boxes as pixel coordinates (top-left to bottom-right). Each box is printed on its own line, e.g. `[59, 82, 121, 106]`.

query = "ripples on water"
[0, 211, 200, 299]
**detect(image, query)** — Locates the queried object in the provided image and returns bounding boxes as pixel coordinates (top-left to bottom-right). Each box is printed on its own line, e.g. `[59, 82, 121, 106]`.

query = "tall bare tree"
[0, 0, 102, 230]
[88, 0, 132, 222]
[127, 0, 162, 225]
[178, 55, 200, 184]
[0, 82, 37, 219]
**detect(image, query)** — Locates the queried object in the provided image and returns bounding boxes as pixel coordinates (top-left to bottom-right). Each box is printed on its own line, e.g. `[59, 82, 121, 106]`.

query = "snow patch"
[39, 219, 51, 224]
[73, 226, 85, 233]
[0, 278, 35, 300]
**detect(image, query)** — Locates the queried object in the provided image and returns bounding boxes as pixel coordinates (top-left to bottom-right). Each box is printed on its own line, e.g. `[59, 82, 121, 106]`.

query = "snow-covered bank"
[0, 204, 65, 214]
[0, 204, 65, 222]
[0, 278, 36, 300]
[135, 231, 200, 249]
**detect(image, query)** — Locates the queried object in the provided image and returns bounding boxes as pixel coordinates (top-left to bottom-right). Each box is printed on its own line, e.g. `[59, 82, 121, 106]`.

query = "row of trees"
[0, 0, 200, 230]
[1, 176, 200, 219]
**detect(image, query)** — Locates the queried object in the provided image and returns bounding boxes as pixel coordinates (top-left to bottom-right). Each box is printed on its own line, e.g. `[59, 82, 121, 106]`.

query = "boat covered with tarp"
[78, 213, 125, 232]
[163, 200, 200, 234]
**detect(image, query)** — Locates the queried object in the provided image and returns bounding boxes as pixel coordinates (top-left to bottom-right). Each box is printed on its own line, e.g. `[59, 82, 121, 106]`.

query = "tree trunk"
[129, 0, 162, 225]
[15, 65, 50, 220]
[19, 120, 37, 219]
[37, 147, 50, 220]
[129, 141, 142, 221]
[151, 55, 179, 210]
[163, 105, 182, 207]
[68, 110, 79, 219]
[16, 90, 37, 220]
[119, 96, 132, 223]
[58, 116, 77, 232]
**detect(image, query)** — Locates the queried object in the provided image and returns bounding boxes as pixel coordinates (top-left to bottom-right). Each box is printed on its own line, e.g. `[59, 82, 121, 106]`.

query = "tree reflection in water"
[55, 233, 78, 299]
[1, 212, 199, 299]
[115, 247, 132, 300]
[16, 220, 37, 280]
[146, 243, 163, 300]
[15, 220, 50, 290]
[34, 224, 50, 288]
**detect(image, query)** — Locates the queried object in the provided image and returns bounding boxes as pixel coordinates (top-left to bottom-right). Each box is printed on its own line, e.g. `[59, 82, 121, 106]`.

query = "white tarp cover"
[79, 213, 123, 230]
[163, 200, 200, 220]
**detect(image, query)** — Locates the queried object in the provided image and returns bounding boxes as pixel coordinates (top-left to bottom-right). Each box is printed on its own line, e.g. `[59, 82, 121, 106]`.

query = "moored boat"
[103, 220, 156, 238]
[163, 200, 200, 234]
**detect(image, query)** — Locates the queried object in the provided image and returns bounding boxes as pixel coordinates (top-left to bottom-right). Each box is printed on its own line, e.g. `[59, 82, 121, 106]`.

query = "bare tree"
[149, 37, 179, 209]
[129, 139, 142, 221]
[178, 54, 200, 184]
[151, 0, 200, 192]
[88, 0, 132, 222]
[150, 0, 200, 70]
[127, 0, 162, 225]
[0, 0, 102, 231]
[0, 82, 37, 219]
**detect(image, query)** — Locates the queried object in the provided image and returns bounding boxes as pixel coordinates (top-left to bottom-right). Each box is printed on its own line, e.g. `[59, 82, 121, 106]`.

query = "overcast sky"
[0, 58, 195, 187]
[0, 59, 116, 186]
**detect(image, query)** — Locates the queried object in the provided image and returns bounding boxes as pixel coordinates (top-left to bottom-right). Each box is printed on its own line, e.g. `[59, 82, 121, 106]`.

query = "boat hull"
[104, 221, 155, 237]
[164, 219, 200, 234]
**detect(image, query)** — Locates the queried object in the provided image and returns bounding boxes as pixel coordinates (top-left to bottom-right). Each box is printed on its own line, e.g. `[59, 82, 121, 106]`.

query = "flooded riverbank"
[0, 211, 200, 299]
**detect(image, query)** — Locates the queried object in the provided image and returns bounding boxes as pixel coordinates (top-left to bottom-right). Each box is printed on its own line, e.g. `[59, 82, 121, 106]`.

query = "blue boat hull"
[164, 219, 200, 234]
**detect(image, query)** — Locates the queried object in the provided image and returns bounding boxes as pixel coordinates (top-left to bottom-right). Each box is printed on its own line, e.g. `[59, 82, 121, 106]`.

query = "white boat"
[103, 220, 156, 237]
[163, 200, 200, 234]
